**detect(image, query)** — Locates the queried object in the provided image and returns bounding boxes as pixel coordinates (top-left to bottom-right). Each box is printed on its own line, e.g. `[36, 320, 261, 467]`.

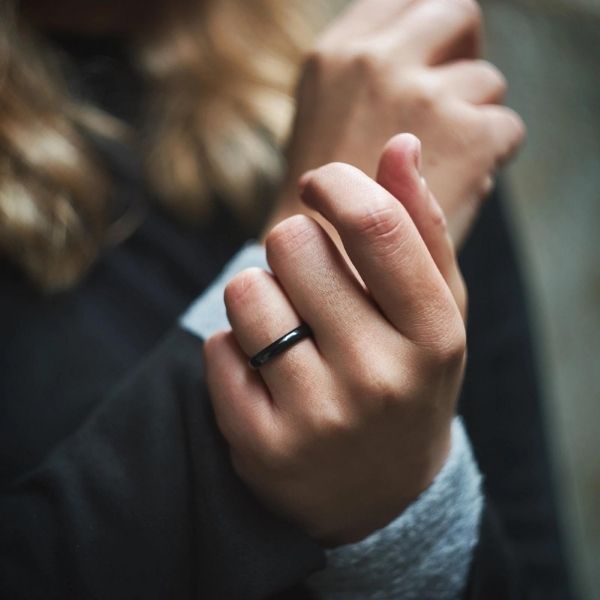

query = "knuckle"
[405, 71, 439, 111]
[426, 318, 467, 368]
[265, 214, 321, 260]
[509, 112, 527, 145]
[353, 203, 404, 249]
[479, 60, 507, 95]
[487, 108, 527, 156]
[345, 354, 400, 406]
[310, 403, 356, 438]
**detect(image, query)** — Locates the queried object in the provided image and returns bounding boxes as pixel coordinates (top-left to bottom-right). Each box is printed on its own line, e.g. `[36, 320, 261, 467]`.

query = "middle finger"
[265, 215, 400, 370]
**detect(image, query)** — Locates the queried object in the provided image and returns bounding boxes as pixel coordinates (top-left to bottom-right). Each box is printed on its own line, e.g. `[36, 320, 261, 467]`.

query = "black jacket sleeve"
[0, 328, 324, 600]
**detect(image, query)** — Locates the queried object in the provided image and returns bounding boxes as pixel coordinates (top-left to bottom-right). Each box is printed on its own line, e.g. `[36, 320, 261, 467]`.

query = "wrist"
[312, 421, 454, 549]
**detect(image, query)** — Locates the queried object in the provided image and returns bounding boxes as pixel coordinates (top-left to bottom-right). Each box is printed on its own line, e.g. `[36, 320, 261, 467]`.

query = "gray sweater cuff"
[180, 243, 483, 599]
[307, 418, 483, 599]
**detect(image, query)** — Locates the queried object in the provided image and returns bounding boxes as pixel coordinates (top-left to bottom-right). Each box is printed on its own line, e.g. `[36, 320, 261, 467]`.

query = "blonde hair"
[0, 0, 326, 291]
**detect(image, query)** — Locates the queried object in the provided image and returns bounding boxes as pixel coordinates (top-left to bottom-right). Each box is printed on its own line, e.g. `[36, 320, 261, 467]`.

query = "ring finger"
[224, 267, 325, 400]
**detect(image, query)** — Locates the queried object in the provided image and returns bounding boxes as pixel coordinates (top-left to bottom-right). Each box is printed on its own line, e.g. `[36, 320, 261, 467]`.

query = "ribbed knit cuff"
[307, 418, 483, 599]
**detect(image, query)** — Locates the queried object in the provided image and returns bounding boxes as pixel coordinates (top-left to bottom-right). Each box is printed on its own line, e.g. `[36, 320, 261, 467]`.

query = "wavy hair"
[0, 0, 328, 290]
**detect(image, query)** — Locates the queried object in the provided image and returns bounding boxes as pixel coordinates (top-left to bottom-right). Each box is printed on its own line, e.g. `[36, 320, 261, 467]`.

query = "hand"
[266, 0, 525, 247]
[205, 134, 466, 546]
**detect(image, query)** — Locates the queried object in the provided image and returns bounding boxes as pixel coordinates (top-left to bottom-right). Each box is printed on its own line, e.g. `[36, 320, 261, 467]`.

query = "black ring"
[249, 323, 313, 369]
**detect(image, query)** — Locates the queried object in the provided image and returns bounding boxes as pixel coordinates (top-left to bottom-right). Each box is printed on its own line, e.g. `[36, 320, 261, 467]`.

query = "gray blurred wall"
[481, 0, 600, 598]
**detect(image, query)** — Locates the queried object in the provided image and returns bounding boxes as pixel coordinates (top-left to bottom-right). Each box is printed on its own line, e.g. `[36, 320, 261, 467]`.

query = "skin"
[265, 0, 525, 249]
[206, 135, 466, 545]
[208, 0, 525, 544]
[25, 0, 526, 546]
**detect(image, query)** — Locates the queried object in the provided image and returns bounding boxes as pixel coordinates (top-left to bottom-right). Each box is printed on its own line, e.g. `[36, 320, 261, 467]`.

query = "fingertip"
[377, 133, 424, 200]
[381, 133, 422, 171]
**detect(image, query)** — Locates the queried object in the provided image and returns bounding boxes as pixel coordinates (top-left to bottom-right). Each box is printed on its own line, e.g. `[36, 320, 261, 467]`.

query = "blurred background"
[480, 0, 600, 598]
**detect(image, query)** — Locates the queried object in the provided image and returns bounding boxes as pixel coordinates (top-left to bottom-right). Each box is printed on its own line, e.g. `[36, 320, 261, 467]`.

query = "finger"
[299, 162, 458, 344]
[376, 134, 466, 316]
[396, 0, 482, 65]
[223, 267, 324, 399]
[204, 330, 273, 449]
[435, 59, 507, 104]
[477, 105, 526, 166]
[265, 214, 400, 368]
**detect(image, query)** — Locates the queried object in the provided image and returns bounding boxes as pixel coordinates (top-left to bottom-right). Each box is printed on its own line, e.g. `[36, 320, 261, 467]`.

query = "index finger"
[300, 162, 459, 344]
